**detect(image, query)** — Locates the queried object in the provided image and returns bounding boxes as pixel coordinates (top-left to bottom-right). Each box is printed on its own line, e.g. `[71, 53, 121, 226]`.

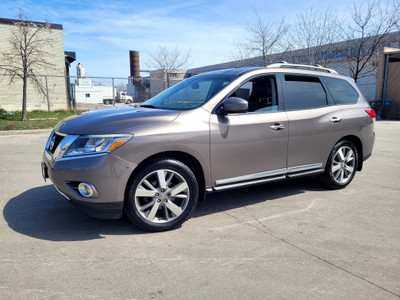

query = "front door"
[209, 75, 289, 187]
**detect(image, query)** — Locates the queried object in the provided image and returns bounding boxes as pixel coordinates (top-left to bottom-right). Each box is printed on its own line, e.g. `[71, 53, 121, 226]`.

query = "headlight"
[63, 134, 133, 157]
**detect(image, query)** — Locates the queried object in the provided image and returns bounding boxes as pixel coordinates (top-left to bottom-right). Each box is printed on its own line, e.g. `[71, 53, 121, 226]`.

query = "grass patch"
[0, 110, 85, 131]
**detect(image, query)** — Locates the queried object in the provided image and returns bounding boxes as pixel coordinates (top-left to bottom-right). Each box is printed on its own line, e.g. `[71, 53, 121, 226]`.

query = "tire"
[125, 100, 132, 104]
[124, 159, 199, 231]
[318, 140, 358, 189]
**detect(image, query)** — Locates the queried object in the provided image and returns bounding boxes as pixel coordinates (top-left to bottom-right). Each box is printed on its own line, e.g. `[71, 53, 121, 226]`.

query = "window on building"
[321, 77, 359, 105]
[283, 75, 327, 110]
[85, 93, 90, 98]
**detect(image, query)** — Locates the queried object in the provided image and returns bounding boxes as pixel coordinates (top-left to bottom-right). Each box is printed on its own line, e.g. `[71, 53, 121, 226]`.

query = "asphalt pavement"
[0, 121, 399, 299]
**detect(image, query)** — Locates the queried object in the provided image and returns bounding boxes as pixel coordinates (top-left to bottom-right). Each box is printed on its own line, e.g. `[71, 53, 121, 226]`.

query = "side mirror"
[219, 97, 248, 115]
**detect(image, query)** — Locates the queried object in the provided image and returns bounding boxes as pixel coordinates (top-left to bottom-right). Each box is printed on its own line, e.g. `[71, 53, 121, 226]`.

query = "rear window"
[322, 77, 359, 105]
[283, 75, 327, 110]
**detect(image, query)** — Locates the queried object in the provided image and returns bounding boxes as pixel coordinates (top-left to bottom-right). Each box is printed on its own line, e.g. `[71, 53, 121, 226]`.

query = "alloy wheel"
[134, 169, 190, 223]
[331, 146, 356, 184]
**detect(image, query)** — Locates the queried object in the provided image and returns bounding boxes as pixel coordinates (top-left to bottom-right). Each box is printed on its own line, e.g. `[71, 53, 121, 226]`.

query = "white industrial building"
[74, 77, 114, 104]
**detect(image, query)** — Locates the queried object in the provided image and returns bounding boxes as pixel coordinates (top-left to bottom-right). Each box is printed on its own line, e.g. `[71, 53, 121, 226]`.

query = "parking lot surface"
[0, 121, 399, 299]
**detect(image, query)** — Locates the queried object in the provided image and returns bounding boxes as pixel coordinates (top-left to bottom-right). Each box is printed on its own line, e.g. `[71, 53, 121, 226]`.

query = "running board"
[213, 175, 286, 191]
[286, 168, 324, 178]
[211, 168, 324, 192]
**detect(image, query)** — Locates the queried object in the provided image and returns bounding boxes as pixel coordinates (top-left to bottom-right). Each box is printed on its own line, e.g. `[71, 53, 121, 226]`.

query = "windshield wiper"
[140, 104, 158, 109]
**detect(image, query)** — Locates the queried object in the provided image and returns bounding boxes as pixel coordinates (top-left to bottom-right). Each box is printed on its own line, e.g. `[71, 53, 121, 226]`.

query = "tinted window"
[284, 75, 327, 110]
[322, 77, 359, 105]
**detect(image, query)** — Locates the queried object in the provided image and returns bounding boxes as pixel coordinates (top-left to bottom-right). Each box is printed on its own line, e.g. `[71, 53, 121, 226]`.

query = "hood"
[55, 106, 180, 135]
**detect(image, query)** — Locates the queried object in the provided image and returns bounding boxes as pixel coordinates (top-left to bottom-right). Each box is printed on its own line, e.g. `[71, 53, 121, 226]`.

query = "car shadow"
[3, 177, 323, 241]
[193, 176, 323, 218]
[3, 185, 143, 241]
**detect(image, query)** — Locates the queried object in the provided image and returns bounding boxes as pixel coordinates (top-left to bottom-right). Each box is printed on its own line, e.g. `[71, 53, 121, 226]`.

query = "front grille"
[49, 132, 65, 154]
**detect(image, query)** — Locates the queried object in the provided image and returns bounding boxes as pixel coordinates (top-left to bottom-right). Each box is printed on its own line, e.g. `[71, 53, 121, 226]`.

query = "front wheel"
[125, 159, 199, 231]
[318, 141, 358, 189]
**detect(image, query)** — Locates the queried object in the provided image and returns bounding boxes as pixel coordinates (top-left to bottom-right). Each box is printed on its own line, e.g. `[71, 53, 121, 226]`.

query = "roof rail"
[266, 62, 338, 74]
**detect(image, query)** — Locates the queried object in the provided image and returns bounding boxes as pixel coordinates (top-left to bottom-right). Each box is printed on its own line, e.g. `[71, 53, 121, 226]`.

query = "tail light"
[365, 109, 376, 120]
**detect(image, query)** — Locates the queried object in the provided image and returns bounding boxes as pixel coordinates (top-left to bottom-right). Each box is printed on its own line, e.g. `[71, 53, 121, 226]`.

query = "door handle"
[270, 123, 285, 130]
[329, 116, 342, 123]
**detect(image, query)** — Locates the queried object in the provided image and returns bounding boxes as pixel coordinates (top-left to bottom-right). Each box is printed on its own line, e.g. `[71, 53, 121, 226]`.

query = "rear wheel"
[318, 140, 358, 189]
[125, 159, 199, 231]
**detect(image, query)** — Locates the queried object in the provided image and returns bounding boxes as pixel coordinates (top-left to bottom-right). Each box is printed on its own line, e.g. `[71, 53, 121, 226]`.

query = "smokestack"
[129, 50, 140, 78]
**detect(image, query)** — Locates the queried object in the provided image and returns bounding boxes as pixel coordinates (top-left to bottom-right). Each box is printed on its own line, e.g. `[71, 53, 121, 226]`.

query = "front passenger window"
[230, 76, 278, 113]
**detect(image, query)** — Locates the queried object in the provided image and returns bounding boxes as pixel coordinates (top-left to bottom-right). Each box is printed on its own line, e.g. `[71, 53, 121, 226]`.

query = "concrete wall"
[149, 70, 186, 97]
[0, 19, 68, 112]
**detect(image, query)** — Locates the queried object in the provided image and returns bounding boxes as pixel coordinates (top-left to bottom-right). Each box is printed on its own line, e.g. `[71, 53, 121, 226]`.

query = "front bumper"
[42, 150, 136, 219]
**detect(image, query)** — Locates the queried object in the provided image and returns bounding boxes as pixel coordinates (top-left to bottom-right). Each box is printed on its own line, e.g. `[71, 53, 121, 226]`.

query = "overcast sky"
[1, 0, 367, 77]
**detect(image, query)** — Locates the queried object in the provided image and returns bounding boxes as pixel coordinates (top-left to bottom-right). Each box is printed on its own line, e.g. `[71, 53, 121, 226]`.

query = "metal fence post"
[112, 78, 115, 107]
[382, 53, 390, 100]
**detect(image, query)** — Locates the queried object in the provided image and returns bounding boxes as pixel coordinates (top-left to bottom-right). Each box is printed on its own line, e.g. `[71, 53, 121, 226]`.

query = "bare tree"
[291, 8, 340, 66]
[0, 10, 54, 120]
[337, 0, 400, 82]
[147, 45, 191, 88]
[231, 42, 254, 67]
[233, 13, 289, 65]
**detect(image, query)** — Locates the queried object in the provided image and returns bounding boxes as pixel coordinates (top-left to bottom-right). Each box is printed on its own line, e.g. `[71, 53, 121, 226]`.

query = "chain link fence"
[2, 72, 398, 119]
[70, 76, 148, 107]
[0, 74, 149, 112]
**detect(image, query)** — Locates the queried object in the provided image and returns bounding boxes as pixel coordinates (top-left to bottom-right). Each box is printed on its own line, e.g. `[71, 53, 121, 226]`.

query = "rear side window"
[283, 75, 327, 110]
[322, 77, 359, 105]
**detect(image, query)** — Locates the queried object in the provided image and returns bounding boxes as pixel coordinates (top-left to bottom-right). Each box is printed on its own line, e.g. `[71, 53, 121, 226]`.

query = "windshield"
[141, 74, 236, 110]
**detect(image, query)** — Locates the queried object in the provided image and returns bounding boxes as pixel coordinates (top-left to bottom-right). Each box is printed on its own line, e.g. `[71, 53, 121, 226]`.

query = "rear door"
[210, 75, 289, 188]
[280, 74, 344, 172]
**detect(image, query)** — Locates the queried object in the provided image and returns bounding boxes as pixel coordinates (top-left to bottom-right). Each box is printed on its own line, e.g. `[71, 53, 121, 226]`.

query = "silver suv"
[42, 63, 376, 231]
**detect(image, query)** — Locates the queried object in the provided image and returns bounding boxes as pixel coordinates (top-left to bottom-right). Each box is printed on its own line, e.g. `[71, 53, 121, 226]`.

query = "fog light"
[78, 183, 95, 197]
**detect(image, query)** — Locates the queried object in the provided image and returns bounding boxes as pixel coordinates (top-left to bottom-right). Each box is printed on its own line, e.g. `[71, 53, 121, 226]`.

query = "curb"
[0, 128, 53, 136]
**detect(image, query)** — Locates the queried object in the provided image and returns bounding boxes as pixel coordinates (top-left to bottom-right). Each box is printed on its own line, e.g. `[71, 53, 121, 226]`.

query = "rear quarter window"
[321, 77, 359, 105]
